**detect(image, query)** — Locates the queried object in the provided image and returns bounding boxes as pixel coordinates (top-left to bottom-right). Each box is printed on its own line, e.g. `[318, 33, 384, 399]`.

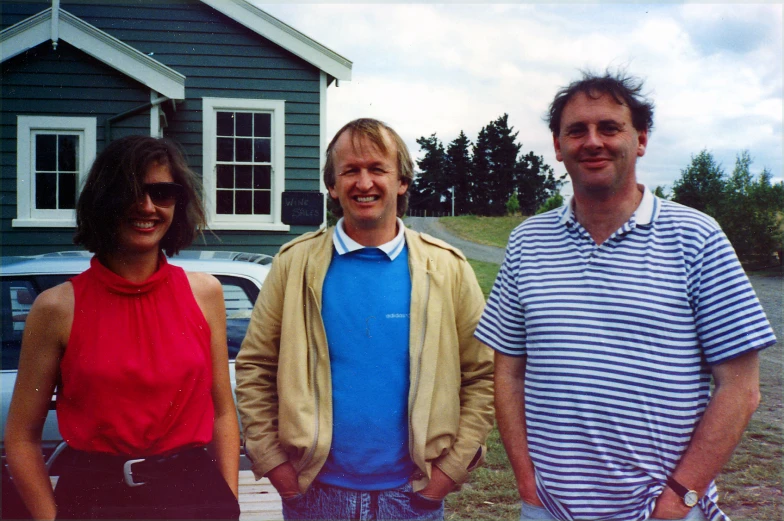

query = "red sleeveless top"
[58, 256, 214, 456]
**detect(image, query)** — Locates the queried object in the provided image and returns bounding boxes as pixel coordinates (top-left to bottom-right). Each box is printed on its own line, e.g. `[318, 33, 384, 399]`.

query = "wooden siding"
[1, 0, 326, 257]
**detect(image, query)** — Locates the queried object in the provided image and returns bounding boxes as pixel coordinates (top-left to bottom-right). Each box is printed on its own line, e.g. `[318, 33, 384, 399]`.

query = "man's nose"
[584, 128, 603, 149]
[356, 170, 373, 190]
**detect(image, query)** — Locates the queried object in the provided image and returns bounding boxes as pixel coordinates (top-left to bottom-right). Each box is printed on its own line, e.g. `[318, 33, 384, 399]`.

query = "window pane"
[1, 281, 39, 370]
[254, 191, 271, 215]
[254, 165, 271, 189]
[36, 135, 57, 171]
[254, 113, 271, 137]
[236, 113, 252, 137]
[236, 165, 252, 188]
[236, 138, 252, 162]
[216, 190, 234, 214]
[235, 191, 252, 214]
[58, 135, 78, 171]
[217, 137, 234, 162]
[35, 173, 57, 209]
[254, 138, 271, 163]
[217, 165, 234, 189]
[217, 112, 234, 136]
[59, 173, 76, 209]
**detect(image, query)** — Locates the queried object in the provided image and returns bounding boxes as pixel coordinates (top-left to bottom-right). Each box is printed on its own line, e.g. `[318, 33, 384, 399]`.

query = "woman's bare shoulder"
[33, 281, 74, 314]
[185, 271, 223, 304]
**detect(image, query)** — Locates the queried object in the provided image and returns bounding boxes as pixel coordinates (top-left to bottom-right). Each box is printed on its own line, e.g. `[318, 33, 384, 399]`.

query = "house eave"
[0, 8, 186, 100]
[200, 0, 352, 82]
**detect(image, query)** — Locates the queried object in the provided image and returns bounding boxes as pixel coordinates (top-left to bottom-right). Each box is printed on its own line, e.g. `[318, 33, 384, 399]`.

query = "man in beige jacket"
[235, 118, 494, 520]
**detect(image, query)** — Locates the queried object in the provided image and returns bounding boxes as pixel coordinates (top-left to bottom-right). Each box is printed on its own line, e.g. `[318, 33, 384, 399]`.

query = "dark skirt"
[53, 446, 240, 520]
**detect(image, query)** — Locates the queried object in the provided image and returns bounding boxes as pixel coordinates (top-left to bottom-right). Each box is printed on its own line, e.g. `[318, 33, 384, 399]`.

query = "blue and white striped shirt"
[475, 187, 776, 521]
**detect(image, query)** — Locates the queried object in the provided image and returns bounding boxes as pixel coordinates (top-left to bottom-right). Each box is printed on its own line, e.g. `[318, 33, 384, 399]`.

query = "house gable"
[0, 7, 186, 99]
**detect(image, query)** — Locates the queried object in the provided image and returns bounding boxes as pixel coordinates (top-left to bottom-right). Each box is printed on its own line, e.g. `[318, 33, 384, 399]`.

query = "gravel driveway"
[407, 216, 783, 427]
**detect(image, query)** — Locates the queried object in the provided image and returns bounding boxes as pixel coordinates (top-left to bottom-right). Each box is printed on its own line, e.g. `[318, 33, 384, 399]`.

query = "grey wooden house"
[0, 0, 352, 256]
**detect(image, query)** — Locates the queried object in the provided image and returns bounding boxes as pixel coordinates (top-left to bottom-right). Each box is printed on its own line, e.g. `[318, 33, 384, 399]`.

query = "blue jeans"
[282, 481, 444, 521]
[520, 501, 708, 521]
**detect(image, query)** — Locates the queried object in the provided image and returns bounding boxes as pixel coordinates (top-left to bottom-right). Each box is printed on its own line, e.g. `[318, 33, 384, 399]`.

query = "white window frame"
[202, 97, 289, 231]
[13, 116, 97, 228]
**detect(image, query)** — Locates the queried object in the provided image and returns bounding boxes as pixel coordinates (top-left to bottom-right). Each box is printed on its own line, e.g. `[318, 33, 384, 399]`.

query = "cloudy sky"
[256, 2, 783, 195]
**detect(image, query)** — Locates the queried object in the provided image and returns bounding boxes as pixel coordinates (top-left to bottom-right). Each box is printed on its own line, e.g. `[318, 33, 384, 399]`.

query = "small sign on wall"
[281, 191, 324, 226]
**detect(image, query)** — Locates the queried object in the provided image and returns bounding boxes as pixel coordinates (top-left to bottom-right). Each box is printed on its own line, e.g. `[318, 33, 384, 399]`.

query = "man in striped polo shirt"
[475, 70, 776, 521]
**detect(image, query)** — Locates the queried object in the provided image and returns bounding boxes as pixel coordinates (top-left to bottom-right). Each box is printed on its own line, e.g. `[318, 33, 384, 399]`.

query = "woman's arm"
[187, 272, 240, 498]
[4, 283, 73, 520]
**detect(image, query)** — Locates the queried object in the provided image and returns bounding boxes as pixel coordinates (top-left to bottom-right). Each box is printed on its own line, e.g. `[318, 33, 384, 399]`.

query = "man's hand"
[417, 466, 455, 501]
[650, 486, 692, 519]
[266, 462, 300, 499]
[518, 473, 542, 507]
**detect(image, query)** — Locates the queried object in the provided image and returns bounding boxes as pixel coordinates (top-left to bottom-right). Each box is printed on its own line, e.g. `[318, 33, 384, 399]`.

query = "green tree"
[505, 192, 520, 215]
[410, 134, 449, 213]
[653, 185, 669, 199]
[671, 149, 726, 215]
[673, 149, 784, 261]
[720, 151, 783, 259]
[535, 193, 564, 214]
[472, 114, 521, 216]
[446, 131, 473, 215]
[515, 151, 561, 215]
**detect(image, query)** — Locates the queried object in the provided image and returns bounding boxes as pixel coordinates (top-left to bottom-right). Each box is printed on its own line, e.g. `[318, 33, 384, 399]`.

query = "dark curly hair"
[547, 68, 655, 135]
[323, 118, 414, 218]
[74, 135, 206, 257]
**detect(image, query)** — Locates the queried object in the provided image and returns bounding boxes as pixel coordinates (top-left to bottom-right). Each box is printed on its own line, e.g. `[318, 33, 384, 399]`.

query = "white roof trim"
[200, 0, 352, 81]
[0, 8, 185, 99]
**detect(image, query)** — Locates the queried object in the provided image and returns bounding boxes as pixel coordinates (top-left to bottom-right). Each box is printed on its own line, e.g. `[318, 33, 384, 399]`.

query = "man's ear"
[398, 178, 410, 196]
[553, 133, 563, 162]
[637, 129, 648, 157]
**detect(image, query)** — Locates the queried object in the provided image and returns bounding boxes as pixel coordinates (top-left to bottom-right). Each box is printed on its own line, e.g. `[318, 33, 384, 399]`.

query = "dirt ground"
[747, 272, 783, 428]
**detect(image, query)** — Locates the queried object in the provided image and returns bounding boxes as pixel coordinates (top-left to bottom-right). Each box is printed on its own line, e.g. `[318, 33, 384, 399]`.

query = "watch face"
[684, 491, 699, 507]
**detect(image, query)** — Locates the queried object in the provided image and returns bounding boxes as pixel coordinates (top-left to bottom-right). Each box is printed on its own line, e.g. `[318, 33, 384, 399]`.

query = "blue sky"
[255, 3, 783, 195]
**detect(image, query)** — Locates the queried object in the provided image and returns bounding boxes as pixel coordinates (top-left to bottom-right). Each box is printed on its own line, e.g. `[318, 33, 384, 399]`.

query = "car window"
[216, 276, 258, 360]
[0, 273, 257, 367]
[1, 280, 39, 370]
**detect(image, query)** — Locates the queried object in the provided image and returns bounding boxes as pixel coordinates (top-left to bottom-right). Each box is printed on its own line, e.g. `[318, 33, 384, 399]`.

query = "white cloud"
[256, 3, 783, 188]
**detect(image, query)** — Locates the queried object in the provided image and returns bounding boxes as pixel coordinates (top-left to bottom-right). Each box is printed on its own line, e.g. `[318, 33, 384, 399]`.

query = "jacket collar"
[332, 217, 407, 260]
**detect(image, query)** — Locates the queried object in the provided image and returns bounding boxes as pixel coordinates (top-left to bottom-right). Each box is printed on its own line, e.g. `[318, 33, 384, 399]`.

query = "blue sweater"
[318, 246, 415, 490]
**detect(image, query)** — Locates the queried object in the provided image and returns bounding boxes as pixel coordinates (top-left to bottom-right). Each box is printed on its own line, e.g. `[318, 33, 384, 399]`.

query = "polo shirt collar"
[559, 184, 658, 227]
[333, 218, 407, 260]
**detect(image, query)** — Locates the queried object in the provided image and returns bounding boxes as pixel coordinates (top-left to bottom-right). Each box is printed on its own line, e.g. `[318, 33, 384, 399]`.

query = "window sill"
[208, 222, 292, 232]
[12, 218, 76, 228]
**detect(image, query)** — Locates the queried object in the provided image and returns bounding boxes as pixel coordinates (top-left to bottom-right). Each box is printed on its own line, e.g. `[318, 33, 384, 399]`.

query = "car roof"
[0, 250, 272, 281]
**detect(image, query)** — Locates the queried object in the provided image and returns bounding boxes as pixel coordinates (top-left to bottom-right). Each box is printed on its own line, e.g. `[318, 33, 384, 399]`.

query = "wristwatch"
[666, 477, 699, 507]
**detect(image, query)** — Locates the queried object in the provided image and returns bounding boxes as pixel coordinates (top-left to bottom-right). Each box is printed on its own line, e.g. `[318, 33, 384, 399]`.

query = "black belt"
[59, 445, 208, 487]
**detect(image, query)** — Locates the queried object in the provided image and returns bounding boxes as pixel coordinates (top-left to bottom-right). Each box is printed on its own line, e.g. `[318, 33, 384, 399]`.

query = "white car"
[0, 250, 271, 469]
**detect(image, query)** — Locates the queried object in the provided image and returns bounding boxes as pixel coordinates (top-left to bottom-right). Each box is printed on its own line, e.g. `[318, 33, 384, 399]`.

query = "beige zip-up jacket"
[235, 226, 494, 493]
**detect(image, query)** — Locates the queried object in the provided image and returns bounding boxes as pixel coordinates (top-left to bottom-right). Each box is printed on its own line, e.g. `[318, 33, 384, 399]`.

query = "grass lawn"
[453, 218, 782, 521]
[441, 215, 527, 249]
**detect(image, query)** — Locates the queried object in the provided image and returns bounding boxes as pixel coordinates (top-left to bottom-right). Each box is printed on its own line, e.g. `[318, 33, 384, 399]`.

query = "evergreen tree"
[410, 134, 448, 213]
[471, 126, 493, 215]
[445, 131, 473, 215]
[472, 114, 521, 216]
[515, 151, 561, 215]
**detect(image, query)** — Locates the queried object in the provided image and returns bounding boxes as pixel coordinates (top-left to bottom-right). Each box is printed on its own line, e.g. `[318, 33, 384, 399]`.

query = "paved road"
[405, 217, 506, 264]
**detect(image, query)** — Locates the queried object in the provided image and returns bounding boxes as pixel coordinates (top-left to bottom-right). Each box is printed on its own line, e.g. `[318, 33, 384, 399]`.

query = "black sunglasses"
[143, 182, 184, 207]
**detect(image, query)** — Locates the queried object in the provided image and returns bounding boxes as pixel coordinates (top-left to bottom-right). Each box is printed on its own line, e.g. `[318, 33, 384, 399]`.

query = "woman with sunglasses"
[4, 135, 240, 519]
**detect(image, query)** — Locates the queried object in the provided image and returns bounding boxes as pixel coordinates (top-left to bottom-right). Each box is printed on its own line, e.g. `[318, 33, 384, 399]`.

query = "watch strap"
[666, 477, 689, 497]
[666, 477, 698, 506]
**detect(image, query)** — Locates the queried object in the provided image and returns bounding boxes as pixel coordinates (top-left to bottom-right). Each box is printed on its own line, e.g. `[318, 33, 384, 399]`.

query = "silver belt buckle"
[123, 458, 147, 487]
